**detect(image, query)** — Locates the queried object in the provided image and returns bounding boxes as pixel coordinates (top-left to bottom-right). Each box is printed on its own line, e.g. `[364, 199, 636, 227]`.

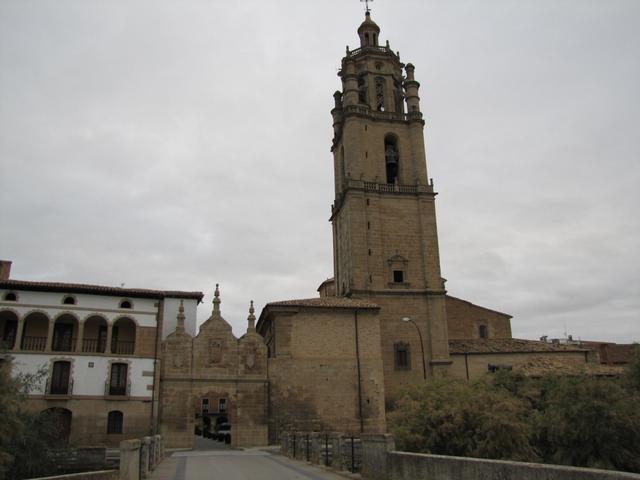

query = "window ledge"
[45, 394, 72, 400]
[387, 282, 411, 288]
[104, 394, 130, 400]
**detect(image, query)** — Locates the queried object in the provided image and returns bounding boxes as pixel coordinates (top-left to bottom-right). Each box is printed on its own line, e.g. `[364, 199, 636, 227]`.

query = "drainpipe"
[150, 298, 163, 435]
[354, 309, 364, 433]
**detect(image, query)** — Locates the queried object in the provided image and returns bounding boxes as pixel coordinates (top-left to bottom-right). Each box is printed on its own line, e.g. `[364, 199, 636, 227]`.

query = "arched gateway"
[159, 287, 268, 448]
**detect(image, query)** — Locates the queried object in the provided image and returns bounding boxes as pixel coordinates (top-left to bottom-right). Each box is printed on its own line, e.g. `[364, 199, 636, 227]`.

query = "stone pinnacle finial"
[247, 300, 256, 330]
[213, 283, 221, 315]
[176, 299, 185, 333]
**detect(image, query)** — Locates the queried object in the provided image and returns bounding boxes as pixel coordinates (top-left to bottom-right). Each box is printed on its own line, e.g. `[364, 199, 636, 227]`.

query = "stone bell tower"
[330, 12, 451, 392]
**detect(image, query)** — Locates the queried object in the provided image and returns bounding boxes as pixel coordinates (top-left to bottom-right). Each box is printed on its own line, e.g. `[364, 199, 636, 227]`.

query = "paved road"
[150, 447, 347, 480]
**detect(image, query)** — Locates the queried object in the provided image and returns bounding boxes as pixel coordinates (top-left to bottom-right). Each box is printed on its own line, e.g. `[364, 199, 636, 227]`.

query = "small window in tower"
[119, 299, 132, 309]
[357, 75, 368, 105]
[365, 33, 370, 45]
[375, 77, 385, 111]
[479, 325, 488, 339]
[393, 270, 404, 283]
[394, 342, 411, 370]
[3, 292, 17, 301]
[62, 295, 76, 305]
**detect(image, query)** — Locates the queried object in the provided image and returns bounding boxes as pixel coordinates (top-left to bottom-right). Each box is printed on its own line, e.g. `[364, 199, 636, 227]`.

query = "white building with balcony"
[0, 260, 203, 446]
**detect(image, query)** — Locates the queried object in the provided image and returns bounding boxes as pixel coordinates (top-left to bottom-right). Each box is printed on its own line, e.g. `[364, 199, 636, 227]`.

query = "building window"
[3, 292, 17, 301]
[109, 363, 128, 396]
[202, 398, 209, 413]
[62, 296, 76, 305]
[479, 325, 488, 339]
[393, 270, 404, 283]
[394, 342, 411, 370]
[119, 300, 132, 309]
[107, 411, 123, 434]
[218, 398, 227, 413]
[50, 361, 71, 395]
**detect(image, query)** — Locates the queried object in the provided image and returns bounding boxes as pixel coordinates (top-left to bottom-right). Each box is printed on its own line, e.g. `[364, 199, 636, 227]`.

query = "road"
[150, 441, 346, 480]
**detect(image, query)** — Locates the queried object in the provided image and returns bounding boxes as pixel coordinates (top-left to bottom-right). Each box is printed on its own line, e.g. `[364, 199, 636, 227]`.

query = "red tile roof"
[266, 297, 379, 309]
[0, 279, 204, 301]
[449, 338, 589, 354]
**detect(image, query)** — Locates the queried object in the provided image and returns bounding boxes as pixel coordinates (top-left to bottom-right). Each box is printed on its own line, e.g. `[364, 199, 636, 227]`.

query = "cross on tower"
[360, 0, 373, 13]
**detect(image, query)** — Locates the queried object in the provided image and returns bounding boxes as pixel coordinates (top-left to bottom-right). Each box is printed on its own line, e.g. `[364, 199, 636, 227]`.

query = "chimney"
[0, 260, 11, 281]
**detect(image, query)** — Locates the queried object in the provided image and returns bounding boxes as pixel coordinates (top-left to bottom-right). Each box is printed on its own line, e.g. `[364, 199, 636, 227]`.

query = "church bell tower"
[330, 12, 451, 386]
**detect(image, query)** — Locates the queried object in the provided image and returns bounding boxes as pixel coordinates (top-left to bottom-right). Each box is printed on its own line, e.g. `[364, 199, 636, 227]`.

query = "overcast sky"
[1, 0, 638, 343]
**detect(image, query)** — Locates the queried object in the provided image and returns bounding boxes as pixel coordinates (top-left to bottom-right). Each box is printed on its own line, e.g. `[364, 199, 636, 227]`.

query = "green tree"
[535, 375, 640, 472]
[0, 356, 65, 480]
[389, 377, 537, 462]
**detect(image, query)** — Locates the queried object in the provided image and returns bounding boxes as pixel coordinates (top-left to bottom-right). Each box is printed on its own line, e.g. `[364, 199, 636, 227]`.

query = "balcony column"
[12, 317, 24, 351]
[76, 320, 85, 353]
[45, 319, 55, 352]
[106, 322, 114, 355]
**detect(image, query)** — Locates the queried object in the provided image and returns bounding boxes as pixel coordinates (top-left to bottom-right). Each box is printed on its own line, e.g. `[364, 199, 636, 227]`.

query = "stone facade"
[257, 297, 387, 443]
[159, 286, 268, 448]
[445, 295, 512, 340]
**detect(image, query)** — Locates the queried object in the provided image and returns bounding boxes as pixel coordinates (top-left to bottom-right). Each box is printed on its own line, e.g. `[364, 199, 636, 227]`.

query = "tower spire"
[247, 300, 256, 331]
[176, 299, 185, 334]
[212, 283, 221, 316]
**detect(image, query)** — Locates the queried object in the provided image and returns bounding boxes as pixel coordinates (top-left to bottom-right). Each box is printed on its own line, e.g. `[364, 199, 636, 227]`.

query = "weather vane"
[361, 0, 373, 14]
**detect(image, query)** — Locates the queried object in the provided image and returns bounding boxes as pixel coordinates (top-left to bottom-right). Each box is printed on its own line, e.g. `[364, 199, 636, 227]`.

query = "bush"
[389, 377, 537, 462]
[389, 370, 640, 473]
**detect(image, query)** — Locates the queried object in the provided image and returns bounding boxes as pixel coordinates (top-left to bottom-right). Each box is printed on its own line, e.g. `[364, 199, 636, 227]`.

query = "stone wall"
[282, 432, 640, 480]
[386, 451, 640, 480]
[265, 307, 386, 442]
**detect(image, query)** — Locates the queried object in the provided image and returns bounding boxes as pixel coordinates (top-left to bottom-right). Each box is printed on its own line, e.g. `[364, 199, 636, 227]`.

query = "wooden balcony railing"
[52, 337, 77, 352]
[21, 336, 47, 351]
[82, 338, 107, 353]
[111, 341, 135, 355]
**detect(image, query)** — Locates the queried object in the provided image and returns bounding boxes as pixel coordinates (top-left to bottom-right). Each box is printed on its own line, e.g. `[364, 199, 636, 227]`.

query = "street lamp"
[402, 317, 427, 381]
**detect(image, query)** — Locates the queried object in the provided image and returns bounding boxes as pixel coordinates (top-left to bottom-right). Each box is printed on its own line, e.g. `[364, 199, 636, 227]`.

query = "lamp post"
[402, 317, 427, 381]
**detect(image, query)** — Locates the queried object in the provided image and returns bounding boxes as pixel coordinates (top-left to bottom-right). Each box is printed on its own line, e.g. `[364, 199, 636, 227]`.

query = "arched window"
[119, 299, 132, 309]
[0, 310, 18, 349]
[384, 135, 399, 184]
[62, 296, 76, 305]
[3, 292, 17, 301]
[364, 33, 369, 45]
[41, 408, 72, 443]
[479, 325, 488, 339]
[111, 317, 136, 355]
[52, 314, 78, 352]
[107, 410, 123, 434]
[375, 77, 385, 111]
[50, 361, 71, 395]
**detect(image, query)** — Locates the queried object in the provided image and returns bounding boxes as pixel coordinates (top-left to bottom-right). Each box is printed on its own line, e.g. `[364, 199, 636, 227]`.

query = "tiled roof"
[445, 295, 512, 318]
[514, 356, 625, 377]
[266, 297, 379, 309]
[449, 338, 589, 354]
[0, 279, 204, 301]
